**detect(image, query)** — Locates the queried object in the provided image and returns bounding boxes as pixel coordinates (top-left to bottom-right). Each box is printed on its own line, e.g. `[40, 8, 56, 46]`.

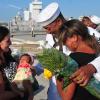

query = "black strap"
[52, 36, 63, 51]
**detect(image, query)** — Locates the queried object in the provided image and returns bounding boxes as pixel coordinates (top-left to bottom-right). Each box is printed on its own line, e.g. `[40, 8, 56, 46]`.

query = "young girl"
[12, 53, 35, 100]
[57, 19, 100, 100]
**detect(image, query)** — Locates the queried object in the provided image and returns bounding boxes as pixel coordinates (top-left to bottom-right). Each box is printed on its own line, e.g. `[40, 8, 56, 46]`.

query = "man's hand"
[70, 64, 97, 86]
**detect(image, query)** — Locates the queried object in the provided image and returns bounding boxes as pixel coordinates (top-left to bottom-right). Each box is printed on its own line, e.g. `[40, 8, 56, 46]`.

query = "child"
[12, 53, 35, 100]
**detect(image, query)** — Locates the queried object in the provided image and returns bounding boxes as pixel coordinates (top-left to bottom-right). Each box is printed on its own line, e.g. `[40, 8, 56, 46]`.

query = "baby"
[12, 53, 35, 100]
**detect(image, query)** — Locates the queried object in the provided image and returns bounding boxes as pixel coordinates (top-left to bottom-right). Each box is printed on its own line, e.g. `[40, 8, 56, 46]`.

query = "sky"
[0, 0, 100, 22]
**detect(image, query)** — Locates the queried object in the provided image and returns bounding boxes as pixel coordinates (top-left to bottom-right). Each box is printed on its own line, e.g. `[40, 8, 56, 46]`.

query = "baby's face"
[19, 56, 30, 64]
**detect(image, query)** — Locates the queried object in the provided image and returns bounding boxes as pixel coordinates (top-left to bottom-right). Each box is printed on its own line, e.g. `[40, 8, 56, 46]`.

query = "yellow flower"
[44, 68, 52, 79]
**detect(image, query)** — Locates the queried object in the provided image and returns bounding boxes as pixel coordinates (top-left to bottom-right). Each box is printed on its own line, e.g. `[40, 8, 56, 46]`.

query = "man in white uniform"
[89, 15, 100, 32]
[36, 2, 68, 100]
[81, 16, 100, 41]
[45, 34, 55, 48]
[36, 2, 100, 99]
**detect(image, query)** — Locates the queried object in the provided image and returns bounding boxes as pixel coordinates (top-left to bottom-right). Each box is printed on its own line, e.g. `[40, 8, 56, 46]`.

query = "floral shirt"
[13, 63, 34, 83]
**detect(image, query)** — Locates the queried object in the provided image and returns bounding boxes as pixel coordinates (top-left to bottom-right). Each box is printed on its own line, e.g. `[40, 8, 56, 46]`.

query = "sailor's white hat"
[36, 2, 60, 26]
[90, 15, 100, 25]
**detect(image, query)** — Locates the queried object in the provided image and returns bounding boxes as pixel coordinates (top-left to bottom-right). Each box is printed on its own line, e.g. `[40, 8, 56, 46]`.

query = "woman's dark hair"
[59, 19, 100, 54]
[0, 26, 9, 42]
[0, 26, 10, 66]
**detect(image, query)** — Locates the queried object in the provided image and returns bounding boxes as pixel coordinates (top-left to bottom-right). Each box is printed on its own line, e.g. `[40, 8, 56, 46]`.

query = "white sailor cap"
[89, 15, 100, 25]
[36, 2, 60, 26]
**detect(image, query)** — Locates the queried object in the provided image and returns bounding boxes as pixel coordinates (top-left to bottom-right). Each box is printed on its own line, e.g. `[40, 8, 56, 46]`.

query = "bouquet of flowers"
[37, 48, 100, 99]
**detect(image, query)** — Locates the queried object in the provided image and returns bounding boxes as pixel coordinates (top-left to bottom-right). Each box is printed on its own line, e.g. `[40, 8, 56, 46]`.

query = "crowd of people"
[0, 2, 100, 100]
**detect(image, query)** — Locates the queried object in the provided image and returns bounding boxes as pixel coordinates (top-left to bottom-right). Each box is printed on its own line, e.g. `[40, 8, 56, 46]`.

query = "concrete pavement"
[34, 74, 49, 100]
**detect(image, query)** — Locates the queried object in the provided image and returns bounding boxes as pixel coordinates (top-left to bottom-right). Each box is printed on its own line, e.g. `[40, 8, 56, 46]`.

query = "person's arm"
[11, 82, 24, 98]
[62, 83, 76, 100]
[0, 72, 5, 92]
[0, 91, 19, 100]
[90, 56, 100, 75]
[90, 56, 100, 81]
[0, 72, 19, 100]
[56, 80, 76, 100]
[23, 80, 34, 99]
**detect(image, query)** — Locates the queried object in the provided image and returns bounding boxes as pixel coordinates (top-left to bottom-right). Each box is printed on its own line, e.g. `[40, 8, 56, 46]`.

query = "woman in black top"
[70, 52, 98, 100]
[57, 19, 100, 100]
